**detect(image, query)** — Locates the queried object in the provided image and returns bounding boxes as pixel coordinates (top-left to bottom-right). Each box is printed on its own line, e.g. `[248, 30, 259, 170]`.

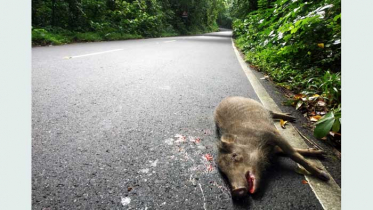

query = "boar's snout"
[231, 187, 247, 198]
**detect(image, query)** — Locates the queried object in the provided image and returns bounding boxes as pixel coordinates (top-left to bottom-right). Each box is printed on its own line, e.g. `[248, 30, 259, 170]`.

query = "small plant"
[314, 106, 341, 139]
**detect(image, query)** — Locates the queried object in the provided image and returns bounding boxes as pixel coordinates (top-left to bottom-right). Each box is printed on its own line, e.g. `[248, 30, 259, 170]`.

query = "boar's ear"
[218, 134, 236, 153]
[221, 134, 236, 143]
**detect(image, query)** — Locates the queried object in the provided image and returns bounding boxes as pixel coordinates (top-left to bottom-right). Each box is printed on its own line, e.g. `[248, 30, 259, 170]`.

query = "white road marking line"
[231, 38, 341, 210]
[64, 49, 123, 59]
[164, 40, 176, 43]
[198, 183, 207, 210]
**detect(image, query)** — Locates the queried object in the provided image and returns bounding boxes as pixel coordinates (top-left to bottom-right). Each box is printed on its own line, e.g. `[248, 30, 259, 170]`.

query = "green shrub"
[233, 0, 341, 108]
[32, 28, 70, 45]
[103, 33, 142, 40]
[74, 32, 103, 42]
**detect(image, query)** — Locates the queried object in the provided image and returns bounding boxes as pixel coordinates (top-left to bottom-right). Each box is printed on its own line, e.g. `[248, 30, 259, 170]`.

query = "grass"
[32, 28, 144, 46]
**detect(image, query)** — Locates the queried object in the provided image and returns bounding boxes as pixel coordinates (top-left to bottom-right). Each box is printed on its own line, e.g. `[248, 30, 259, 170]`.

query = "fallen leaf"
[316, 111, 326, 115]
[294, 94, 305, 99]
[260, 75, 269, 80]
[207, 164, 214, 172]
[296, 100, 304, 110]
[280, 119, 288, 129]
[317, 43, 324, 48]
[317, 100, 326, 107]
[310, 115, 322, 122]
[250, 65, 259, 70]
[329, 131, 341, 137]
[302, 180, 308, 184]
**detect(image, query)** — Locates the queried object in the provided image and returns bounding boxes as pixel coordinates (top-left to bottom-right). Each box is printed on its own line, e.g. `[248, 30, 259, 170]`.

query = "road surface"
[32, 30, 338, 209]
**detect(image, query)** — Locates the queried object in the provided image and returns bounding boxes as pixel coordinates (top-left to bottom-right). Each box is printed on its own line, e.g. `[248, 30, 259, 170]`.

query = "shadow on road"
[180, 37, 232, 44]
[202, 31, 233, 38]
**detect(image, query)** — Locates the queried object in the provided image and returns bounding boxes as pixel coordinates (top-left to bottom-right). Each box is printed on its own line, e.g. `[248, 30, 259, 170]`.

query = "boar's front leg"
[268, 130, 330, 181]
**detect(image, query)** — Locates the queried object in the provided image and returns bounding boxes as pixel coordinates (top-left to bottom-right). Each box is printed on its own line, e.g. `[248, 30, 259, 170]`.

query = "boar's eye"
[232, 153, 243, 162]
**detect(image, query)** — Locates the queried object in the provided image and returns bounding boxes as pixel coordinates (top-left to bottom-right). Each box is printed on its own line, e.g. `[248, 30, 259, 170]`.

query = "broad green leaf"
[295, 20, 302, 27]
[333, 14, 341, 21]
[314, 117, 335, 138]
[291, 27, 299, 34]
[332, 118, 340, 132]
[316, 111, 334, 125]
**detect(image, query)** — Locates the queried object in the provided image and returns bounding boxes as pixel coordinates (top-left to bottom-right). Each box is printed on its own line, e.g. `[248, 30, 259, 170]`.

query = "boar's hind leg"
[274, 146, 325, 157]
[270, 131, 330, 181]
[269, 111, 296, 122]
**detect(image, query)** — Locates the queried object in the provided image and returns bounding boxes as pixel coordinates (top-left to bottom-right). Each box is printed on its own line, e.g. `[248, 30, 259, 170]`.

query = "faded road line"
[231, 39, 341, 210]
[64, 49, 123, 59]
[163, 40, 176, 43]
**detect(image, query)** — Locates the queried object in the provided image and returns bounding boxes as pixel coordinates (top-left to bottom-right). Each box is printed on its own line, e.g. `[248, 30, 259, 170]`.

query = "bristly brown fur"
[214, 96, 329, 198]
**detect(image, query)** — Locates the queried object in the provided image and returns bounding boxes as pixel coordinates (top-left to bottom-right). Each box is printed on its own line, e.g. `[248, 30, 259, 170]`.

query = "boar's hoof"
[318, 171, 330, 181]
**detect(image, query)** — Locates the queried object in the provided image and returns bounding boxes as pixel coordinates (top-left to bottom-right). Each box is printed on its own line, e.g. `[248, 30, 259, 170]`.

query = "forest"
[32, 0, 227, 44]
[32, 0, 341, 143]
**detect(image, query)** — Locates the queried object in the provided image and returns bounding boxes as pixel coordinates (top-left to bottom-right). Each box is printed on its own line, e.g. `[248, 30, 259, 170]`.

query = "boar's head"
[217, 133, 268, 198]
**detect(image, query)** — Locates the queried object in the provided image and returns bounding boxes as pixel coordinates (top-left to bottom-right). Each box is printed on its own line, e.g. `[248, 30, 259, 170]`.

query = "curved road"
[32, 30, 333, 209]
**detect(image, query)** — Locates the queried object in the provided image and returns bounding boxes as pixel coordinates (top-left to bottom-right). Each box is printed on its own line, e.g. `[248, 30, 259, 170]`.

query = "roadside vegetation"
[229, 0, 341, 148]
[32, 0, 227, 45]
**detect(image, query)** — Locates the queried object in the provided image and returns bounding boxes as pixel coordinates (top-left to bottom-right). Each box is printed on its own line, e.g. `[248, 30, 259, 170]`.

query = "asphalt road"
[32, 30, 328, 209]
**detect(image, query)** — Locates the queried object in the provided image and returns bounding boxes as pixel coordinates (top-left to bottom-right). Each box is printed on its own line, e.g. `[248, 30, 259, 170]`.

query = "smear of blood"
[195, 137, 201, 143]
[204, 154, 213, 162]
[207, 164, 213, 172]
[246, 172, 255, 194]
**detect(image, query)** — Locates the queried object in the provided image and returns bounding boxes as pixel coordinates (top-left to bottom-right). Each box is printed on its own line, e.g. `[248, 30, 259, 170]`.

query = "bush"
[32, 28, 71, 45]
[75, 32, 103, 42]
[233, 0, 341, 108]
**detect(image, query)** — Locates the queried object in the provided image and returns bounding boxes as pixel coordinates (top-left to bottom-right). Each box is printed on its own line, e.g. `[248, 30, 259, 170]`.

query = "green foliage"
[32, 28, 72, 45]
[233, 0, 341, 107]
[32, 27, 144, 45]
[32, 0, 227, 45]
[217, 0, 233, 28]
[75, 32, 104, 42]
[232, 0, 341, 139]
[103, 32, 142, 40]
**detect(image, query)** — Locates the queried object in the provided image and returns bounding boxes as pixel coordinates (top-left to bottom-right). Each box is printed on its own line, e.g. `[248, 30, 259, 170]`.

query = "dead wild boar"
[214, 96, 329, 198]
